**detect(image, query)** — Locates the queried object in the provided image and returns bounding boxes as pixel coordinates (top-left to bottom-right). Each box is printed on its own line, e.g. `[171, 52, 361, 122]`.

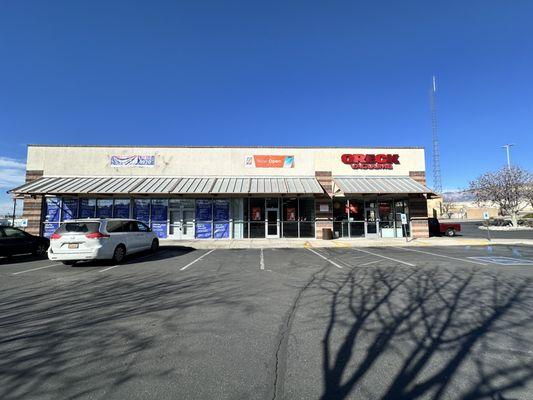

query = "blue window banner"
[45, 197, 61, 222]
[43, 223, 60, 238]
[151, 222, 168, 239]
[134, 199, 151, 223]
[213, 199, 230, 221]
[113, 199, 131, 218]
[214, 222, 229, 239]
[79, 198, 96, 218]
[195, 199, 212, 221]
[195, 222, 212, 239]
[61, 198, 78, 221]
[151, 199, 168, 222]
[96, 199, 113, 218]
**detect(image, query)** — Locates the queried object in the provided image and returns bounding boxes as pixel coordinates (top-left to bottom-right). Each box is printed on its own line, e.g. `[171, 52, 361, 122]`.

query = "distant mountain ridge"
[441, 190, 475, 202]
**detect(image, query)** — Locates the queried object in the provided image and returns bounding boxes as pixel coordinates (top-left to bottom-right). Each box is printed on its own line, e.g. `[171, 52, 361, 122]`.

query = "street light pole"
[502, 143, 515, 169]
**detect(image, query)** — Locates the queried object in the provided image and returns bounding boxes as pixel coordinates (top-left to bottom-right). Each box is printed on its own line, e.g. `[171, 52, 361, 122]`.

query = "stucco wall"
[26, 145, 426, 177]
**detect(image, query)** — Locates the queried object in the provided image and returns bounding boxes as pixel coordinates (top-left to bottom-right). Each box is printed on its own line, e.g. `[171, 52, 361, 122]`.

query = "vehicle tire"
[33, 243, 48, 256]
[62, 260, 77, 265]
[112, 245, 126, 264]
[150, 239, 159, 253]
[445, 228, 455, 237]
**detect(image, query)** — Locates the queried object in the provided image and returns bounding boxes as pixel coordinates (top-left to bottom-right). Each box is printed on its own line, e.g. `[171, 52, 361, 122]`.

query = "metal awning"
[10, 176, 324, 195]
[333, 176, 433, 194]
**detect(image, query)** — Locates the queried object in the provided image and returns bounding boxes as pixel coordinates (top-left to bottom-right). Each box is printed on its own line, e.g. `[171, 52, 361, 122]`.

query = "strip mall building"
[11, 145, 434, 240]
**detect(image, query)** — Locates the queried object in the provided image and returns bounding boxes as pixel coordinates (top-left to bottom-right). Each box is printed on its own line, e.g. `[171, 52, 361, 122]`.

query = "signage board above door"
[245, 155, 294, 168]
[341, 154, 400, 170]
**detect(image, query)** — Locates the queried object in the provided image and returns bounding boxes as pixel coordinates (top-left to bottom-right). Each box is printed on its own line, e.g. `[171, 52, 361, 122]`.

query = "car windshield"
[56, 222, 100, 234]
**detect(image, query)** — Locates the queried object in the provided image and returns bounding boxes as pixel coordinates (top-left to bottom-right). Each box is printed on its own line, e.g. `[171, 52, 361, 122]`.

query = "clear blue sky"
[1, 1, 532, 214]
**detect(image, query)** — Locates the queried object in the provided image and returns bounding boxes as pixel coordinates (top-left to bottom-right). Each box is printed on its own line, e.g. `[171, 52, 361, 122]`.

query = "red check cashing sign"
[341, 154, 400, 170]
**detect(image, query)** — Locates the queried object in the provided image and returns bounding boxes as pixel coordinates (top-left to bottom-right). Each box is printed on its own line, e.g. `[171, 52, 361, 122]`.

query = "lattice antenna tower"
[430, 76, 442, 194]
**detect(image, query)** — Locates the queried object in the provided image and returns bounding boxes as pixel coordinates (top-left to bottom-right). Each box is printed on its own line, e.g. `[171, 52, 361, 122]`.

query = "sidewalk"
[161, 237, 533, 249]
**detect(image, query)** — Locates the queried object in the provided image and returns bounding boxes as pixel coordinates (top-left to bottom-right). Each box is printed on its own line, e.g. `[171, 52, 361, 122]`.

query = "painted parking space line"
[352, 248, 416, 267]
[397, 247, 488, 266]
[467, 256, 533, 266]
[260, 248, 265, 270]
[12, 263, 64, 275]
[180, 249, 215, 271]
[98, 264, 122, 272]
[307, 248, 343, 269]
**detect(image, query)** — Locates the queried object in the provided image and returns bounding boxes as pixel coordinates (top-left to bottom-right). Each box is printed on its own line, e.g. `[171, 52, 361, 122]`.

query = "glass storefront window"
[299, 198, 315, 238]
[61, 198, 78, 221]
[96, 199, 113, 218]
[133, 199, 151, 223]
[282, 198, 298, 238]
[79, 198, 96, 219]
[195, 199, 213, 239]
[113, 199, 131, 219]
[249, 198, 264, 222]
[213, 199, 230, 239]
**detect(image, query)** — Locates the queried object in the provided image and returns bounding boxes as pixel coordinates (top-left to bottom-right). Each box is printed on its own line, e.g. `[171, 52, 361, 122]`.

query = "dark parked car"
[0, 226, 49, 257]
[428, 218, 462, 237]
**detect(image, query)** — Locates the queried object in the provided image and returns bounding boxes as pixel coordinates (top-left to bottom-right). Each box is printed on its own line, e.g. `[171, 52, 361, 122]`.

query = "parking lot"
[1, 244, 533, 400]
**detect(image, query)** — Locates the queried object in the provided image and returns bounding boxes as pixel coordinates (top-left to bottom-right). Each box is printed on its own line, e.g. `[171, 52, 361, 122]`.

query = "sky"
[1, 0, 532, 215]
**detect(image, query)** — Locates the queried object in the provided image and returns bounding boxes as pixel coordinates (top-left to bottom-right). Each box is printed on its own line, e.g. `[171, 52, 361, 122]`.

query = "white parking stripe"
[352, 248, 416, 267]
[260, 248, 265, 270]
[307, 249, 343, 269]
[99, 264, 122, 272]
[180, 249, 215, 271]
[12, 263, 63, 275]
[398, 247, 488, 265]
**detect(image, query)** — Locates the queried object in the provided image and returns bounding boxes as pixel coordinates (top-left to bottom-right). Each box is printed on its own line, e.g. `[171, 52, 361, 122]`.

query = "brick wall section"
[409, 193, 429, 238]
[21, 170, 44, 235]
[314, 171, 333, 239]
[409, 171, 426, 186]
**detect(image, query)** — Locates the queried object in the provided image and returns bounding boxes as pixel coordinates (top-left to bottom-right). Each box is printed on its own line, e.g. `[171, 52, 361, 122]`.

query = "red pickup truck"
[428, 218, 461, 237]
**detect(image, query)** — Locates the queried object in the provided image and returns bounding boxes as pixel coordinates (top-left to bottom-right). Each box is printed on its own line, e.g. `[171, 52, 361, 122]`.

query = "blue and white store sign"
[110, 155, 155, 168]
[43, 197, 61, 238]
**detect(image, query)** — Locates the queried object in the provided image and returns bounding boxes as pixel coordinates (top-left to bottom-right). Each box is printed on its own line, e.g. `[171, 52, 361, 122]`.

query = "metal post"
[12, 197, 17, 226]
[502, 144, 514, 169]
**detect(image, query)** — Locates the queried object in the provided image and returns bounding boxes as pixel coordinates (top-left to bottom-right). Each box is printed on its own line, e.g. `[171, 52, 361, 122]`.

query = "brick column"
[21, 170, 44, 235]
[315, 171, 333, 239]
[409, 171, 427, 186]
[409, 193, 429, 238]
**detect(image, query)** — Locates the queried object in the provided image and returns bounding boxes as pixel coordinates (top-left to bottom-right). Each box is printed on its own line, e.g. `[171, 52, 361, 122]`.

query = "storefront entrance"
[266, 208, 279, 238]
[168, 199, 195, 240]
[364, 202, 378, 238]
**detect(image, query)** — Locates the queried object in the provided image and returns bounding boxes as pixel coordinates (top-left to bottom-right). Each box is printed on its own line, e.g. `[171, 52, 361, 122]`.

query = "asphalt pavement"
[452, 220, 533, 239]
[1, 244, 533, 400]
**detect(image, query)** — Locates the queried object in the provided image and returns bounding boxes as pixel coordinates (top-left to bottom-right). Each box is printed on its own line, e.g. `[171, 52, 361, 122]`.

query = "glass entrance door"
[169, 200, 195, 240]
[266, 209, 279, 238]
[364, 207, 378, 238]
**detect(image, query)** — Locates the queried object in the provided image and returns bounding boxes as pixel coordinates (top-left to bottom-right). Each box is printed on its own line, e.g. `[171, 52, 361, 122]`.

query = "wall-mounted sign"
[111, 155, 155, 168]
[245, 155, 294, 168]
[341, 154, 400, 170]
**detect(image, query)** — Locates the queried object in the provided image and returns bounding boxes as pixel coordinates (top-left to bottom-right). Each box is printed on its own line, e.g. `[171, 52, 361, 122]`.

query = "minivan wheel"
[445, 228, 455, 237]
[62, 260, 77, 266]
[112, 245, 126, 264]
[150, 239, 159, 253]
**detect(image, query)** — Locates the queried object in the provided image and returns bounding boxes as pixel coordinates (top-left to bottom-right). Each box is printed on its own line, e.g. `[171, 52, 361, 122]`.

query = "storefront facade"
[11, 145, 433, 239]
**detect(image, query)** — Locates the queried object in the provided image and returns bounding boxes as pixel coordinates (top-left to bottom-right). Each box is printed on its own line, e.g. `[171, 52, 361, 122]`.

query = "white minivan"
[48, 219, 159, 265]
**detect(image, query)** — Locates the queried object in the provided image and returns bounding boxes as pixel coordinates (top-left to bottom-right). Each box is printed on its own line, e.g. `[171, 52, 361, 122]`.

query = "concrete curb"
[160, 238, 533, 249]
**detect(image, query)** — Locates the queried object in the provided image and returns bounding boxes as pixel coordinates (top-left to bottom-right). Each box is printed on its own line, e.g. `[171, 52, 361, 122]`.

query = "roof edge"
[27, 144, 425, 150]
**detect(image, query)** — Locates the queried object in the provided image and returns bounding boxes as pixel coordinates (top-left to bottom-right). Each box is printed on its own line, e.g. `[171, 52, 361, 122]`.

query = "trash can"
[322, 228, 333, 240]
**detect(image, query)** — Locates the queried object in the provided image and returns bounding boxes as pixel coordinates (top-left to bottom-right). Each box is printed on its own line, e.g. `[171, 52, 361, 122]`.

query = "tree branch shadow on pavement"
[319, 266, 533, 400]
[0, 271, 246, 400]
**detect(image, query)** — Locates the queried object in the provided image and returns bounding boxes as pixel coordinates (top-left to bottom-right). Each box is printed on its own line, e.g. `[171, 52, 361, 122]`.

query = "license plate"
[68, 243, 79, 249]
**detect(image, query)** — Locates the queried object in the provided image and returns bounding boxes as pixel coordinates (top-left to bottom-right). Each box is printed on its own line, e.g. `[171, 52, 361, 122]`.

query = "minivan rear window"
[56, 222, 100, 234]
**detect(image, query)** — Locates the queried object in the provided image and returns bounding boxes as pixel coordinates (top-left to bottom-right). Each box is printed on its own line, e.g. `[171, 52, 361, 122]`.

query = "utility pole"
[502, 143, 514, 169]
[430, 76, 442, 194]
